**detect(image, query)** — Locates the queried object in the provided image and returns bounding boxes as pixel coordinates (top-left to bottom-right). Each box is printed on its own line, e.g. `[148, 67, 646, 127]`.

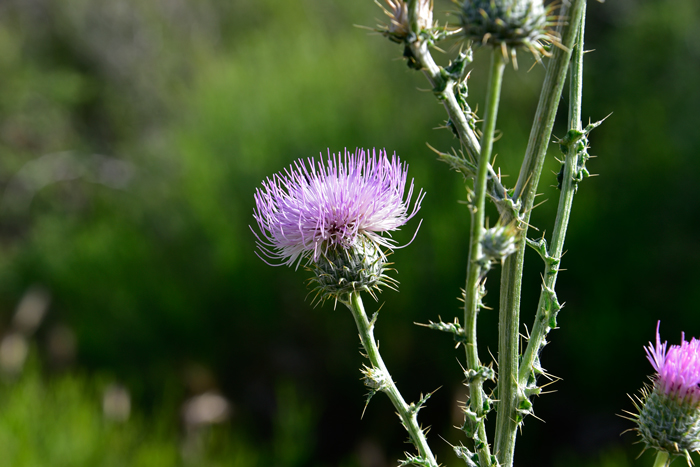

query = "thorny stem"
[462, 48, 505, 467]
[519, 4, 587, 391]
[494, 0, 588, 466]
[405, 3, 509, 205]
[345, 292, 438, 467]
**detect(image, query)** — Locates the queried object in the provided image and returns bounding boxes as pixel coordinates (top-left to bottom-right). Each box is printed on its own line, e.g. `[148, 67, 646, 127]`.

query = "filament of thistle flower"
[344, 292, 438, 467]
[495, 1, 587, 466]
[252, 149, 423, 268]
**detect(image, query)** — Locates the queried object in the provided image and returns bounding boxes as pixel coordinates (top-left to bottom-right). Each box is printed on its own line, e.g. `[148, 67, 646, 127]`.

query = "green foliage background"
[0, 0, 698, 465]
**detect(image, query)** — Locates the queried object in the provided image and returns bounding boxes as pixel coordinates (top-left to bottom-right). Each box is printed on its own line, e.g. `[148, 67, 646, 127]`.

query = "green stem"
[345, 292, 438, 467]
[494, 1, 587, 466]
[463, 48, 505, 467]
[653, 451, 671, 467]
[519, 3, 587, 391]
[405, 30, 510, 204]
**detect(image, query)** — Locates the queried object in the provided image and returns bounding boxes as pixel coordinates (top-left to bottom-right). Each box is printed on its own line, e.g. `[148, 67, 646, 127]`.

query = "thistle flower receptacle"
[631, 323, 700, 465]
[252, 148, 424, 303]
[457, 0, 560, 62]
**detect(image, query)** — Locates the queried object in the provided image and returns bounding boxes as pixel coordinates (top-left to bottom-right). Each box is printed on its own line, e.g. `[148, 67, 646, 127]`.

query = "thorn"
[530, 198, 549, 212]
[487, 347, 497, 365]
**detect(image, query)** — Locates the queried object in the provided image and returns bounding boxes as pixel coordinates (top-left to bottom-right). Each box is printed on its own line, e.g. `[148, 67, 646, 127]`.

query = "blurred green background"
[0, 0, 698, 465]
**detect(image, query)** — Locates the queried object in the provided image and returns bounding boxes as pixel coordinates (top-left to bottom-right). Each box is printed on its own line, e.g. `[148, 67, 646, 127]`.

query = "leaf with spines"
[418, 318, 467, 347]
[399, 453, 433, 467]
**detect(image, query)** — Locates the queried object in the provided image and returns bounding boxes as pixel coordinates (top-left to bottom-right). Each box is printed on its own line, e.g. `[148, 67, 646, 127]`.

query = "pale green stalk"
[344, 292, 438, 467]
[494, 1, 588, 466]
[519, 4, 587, 391]
[462, 48, 505, 467]
[653, 452, 671, 467]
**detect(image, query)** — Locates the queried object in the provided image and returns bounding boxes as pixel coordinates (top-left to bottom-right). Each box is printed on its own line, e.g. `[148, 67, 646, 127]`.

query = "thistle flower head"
[252, 148, 424, 302]
[646, 323, 700, 404]
[631, 322, 700, 464]
[376, 0, 434, 43]
[456, 0, 560, 64]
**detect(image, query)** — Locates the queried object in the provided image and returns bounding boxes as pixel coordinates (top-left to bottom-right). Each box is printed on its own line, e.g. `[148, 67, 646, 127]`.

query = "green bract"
[457, 0, 557, 61]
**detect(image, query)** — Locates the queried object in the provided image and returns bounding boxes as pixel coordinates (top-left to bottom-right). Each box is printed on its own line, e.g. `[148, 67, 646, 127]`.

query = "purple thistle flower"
[646, 322, 700, 404]
[631, 322, 700, 464]
[252, 148, 424, 269]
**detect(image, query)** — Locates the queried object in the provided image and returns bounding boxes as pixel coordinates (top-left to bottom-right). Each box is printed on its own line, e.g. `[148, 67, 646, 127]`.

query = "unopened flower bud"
[377, 0, 433, 43]
[458, 0, 557, 60]
[481, 223, 518, 263]
[361, 364, 390, 391]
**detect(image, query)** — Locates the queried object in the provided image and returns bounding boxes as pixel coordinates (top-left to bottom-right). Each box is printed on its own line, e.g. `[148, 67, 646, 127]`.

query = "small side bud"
[361, 364, 390, 391]
[376, 0, 434, 43]
[481, 223, 518, 264]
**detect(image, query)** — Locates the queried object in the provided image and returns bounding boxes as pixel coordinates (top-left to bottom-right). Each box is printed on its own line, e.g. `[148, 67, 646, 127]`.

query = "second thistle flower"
[252, 148, 424, 303]
[631, 323, 700, 465]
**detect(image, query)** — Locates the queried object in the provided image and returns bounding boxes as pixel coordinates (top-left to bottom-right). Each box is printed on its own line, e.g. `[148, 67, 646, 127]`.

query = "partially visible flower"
[376, 0, 433, 43]
[457, 0, 560, 64]
[631, 323, 700, 465]
[252, 148, 423, 302]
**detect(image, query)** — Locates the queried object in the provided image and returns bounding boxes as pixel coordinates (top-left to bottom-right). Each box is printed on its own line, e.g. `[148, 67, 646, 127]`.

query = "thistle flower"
[631, 323, 700, 465]
[252, 148, 424, 302]
[457, 0, 560, 64]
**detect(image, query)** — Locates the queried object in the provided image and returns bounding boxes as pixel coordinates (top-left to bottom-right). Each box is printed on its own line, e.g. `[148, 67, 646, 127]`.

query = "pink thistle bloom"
[252, 148, 424, 269]
[634, 322, 700, 463]
[645, 322, 700, 404]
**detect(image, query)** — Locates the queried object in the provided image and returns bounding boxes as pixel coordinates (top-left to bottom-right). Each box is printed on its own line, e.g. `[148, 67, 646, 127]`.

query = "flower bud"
[361, 364, 390, 391]
[458, 0, 557, 60]
[481, 223, 518, 264]
[377, 0, 434, 43]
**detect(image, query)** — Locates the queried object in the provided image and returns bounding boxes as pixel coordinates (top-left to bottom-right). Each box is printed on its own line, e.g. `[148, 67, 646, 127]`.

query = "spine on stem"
[519, 5, 600, 393]
[461, 48, 506, 467]
[345, 292, 439, 467]
[494, 1, 588, 466]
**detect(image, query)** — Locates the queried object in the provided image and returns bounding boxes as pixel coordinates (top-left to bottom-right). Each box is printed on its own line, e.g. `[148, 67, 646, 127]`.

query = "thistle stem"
[344, 292, 438, 467]
[405, 27, 509, 203]
[519, 3, 587, 390]
[653, 451, 671, 467]
[494, 1, 587, 466]
[462, 48, 505, 467]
